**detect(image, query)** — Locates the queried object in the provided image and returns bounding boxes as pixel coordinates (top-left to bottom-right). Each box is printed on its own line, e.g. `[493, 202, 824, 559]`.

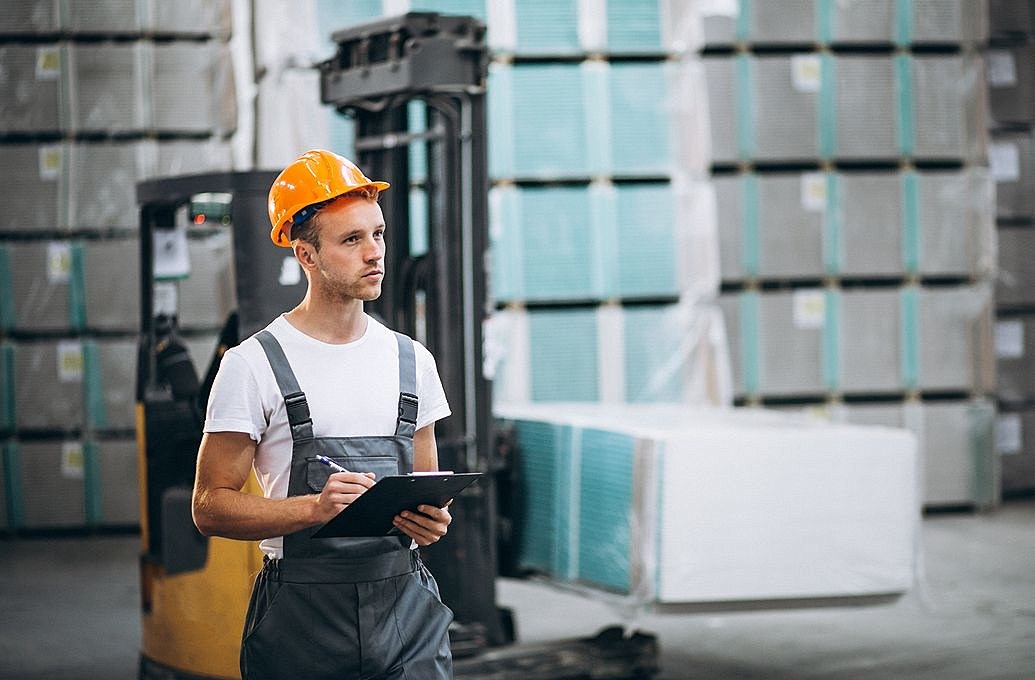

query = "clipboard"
[311, 472, 483, 538]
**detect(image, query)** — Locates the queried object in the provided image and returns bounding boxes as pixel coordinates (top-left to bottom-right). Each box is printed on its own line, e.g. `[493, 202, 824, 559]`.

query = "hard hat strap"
[291, 199, 332, 228]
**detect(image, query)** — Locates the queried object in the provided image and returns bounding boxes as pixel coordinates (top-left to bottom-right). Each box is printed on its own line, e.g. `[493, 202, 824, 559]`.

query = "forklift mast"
[319, 12, 503, 649]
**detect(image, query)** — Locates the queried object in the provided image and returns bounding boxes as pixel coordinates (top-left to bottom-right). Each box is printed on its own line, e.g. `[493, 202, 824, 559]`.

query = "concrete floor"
[0, 501, 1032, 680]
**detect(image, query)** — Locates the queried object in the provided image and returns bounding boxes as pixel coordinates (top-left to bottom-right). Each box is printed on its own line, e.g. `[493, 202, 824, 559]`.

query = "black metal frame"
[135, 171, 295, 563]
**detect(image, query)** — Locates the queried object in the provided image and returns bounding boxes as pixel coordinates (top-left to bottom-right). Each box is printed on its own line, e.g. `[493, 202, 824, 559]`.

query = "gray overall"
[239, 330, 454, 680]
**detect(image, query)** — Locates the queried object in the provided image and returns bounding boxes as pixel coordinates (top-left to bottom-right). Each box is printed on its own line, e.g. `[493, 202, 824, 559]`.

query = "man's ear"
[293, 241, 317, 270]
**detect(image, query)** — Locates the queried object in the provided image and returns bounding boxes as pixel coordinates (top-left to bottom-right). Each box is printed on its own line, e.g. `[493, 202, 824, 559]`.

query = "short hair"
[290, 186, 380, 251]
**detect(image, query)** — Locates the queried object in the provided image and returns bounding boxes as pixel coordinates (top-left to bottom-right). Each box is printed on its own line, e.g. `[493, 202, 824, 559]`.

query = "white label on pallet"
[989, 143, 1021, 182]
[57, 341, 83, 383]
[995, 320, 1025, 359]
[793, 289, 826, 329]
[61, 441, 85, 479]
[987, 50, 1017, 88]
[46, 241, 71, 284]
[996, 414, 1022, 455]
[278, 255, 301, 286]
[38, 145, 61, 181]
[801, 173, 827, 212]
[35, 46, 60, 80]
[791, 55, 822, 93]
[153, 281, 178, 317]
[153, 227, 190, 280]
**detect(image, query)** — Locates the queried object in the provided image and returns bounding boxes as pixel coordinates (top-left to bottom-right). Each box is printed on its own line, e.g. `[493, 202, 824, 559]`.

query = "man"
[192, 149, 455, 679]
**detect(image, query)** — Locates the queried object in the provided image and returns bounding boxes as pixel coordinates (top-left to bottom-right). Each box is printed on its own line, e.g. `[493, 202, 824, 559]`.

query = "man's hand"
[314, 471, 376, 523]
[393, 500, 452, 546]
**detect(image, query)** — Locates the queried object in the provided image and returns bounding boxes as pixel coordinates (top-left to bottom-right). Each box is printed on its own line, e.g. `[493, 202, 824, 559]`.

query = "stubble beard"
[319, 268, 383, 304]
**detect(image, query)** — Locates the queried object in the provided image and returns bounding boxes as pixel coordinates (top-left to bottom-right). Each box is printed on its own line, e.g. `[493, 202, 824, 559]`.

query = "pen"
[315, 454, 348, 473]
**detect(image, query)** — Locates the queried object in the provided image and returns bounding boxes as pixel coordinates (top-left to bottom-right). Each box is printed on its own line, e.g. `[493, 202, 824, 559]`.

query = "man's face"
[303, 197, 386, 303]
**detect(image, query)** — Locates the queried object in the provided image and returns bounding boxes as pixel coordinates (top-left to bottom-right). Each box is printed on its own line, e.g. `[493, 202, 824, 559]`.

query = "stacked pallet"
[0, 0, 236, 532]
[987, 0, 1035, 497]
[482, 0, 725, 406]
[700, 0, 998, 509]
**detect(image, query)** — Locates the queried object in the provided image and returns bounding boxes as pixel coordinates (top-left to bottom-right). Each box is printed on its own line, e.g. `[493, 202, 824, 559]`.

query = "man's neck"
[284, 296, 368, 344]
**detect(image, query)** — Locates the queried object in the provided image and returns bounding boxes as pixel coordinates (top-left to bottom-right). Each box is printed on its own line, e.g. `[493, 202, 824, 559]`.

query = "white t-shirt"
[203, 313, 451, 557]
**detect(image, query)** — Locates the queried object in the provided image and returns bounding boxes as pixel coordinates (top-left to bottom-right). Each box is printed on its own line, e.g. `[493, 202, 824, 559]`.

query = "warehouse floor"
[0, 501, 1032, 680]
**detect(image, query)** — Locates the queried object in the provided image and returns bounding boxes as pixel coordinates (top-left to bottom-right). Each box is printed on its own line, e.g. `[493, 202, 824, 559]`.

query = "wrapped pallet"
[497, 403, 918, 605]
[489, 301, 731, 407]
[720, 283, 995, 398]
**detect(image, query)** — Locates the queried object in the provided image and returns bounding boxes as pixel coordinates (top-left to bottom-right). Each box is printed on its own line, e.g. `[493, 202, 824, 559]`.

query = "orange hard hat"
[267, 149, 390, 247]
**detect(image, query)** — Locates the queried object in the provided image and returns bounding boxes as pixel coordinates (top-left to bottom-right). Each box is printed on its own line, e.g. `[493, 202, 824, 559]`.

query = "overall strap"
[394, 332, 418, 439]
[255, 330, 314, 444]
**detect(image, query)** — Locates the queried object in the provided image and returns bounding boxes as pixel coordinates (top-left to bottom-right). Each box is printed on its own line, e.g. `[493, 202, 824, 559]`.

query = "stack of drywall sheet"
[497, 403, 918, 605]
[697, 0, 997, 508]
[715, 169, 995, 281]
[490, 181, 715, 303]
[489, 302, 731, 407]
[1, 437, 140, 530]
[0, 0, 235, 530]
[775, 400, 998, 508]
[719, 284, 995, 398]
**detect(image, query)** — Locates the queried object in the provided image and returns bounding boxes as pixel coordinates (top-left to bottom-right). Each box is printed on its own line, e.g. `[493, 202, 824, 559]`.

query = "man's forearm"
[193, 487, 322, 541]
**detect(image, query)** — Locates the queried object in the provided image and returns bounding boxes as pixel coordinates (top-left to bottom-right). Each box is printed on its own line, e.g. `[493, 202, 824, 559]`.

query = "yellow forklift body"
[137, 404, 262, 678]
[141, 530, 261, 679]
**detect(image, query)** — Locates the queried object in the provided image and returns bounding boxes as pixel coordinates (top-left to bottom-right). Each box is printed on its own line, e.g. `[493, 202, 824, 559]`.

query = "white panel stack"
[498, 403, 918, 604]
[489, 302, 730, 407]
[0, 45, 62, 133]
[87, 338, 137, 431]
[0, 144, 62, 234]
[151, 42, 236, 135]
[719, 284, 995, 402]
[65, 43, 148, 134]
[775, 400, 999, 508]
[12, 339, 86, 432]
[715, 169, 995, 281]
[82, 237, 140, 332]
[94, 437, 139, 526]
[15, 440, 87, 529]
[0, 240, 76, 332]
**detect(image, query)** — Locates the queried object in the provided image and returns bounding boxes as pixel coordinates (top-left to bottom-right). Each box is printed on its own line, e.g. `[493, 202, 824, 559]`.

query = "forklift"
[135, 13, 658, 679]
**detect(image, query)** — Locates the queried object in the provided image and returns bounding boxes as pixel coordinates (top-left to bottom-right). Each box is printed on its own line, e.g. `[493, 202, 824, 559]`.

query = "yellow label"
[791, 54, 822, 93]
[62, 441, 85, 479]
[39, 145, 61, 181]
[47, 241, 72, 284]
[57, 341, 84, 382]
[800, 173, 827, 212]
[36, 46, 60, 80]
[792, 289, 826, 330]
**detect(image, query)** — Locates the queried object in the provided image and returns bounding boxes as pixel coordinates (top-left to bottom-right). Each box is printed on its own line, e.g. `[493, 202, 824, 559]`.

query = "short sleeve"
[203, 349, 269, 443]
[414, 342, 451, 430]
